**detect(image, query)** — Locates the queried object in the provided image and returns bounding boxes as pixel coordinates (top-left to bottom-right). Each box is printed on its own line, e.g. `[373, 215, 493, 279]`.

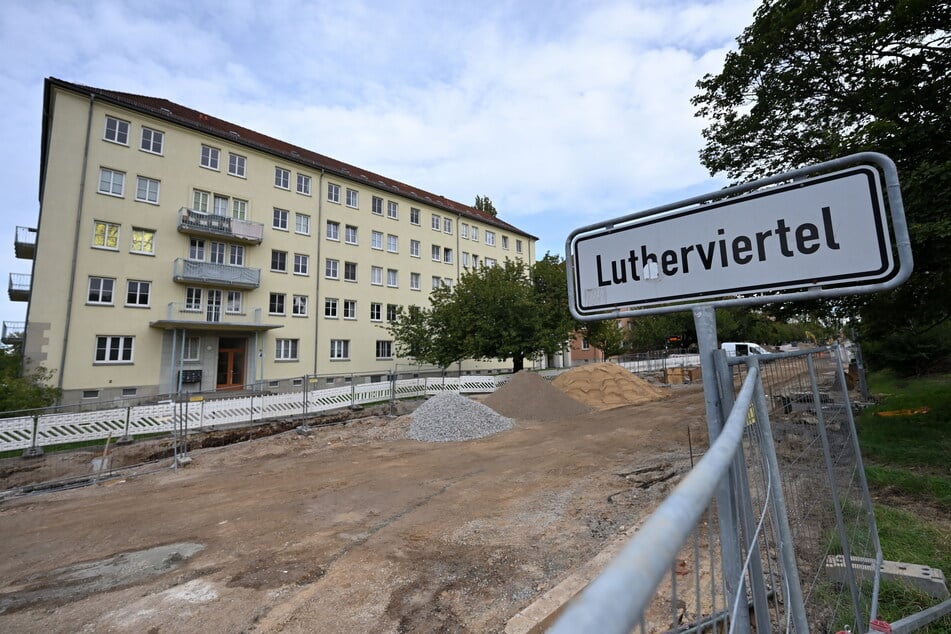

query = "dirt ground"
[0, 384, 708, 633]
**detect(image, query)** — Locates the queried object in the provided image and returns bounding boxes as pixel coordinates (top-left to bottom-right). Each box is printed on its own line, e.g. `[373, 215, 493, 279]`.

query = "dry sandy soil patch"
[0, 383, 706, 633]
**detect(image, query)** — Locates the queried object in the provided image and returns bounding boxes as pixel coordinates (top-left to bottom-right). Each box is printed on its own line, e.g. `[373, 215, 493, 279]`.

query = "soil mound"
[552, 363, 668, 410]
[483, 371, 592, 421]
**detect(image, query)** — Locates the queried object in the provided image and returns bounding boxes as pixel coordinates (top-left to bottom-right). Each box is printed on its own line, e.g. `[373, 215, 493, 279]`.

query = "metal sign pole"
[693, 305, 749, 631]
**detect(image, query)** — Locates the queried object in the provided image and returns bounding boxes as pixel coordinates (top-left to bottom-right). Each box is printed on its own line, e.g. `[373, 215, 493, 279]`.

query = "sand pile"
[552, 363, 668, 410]
[483, 371, 592, 421]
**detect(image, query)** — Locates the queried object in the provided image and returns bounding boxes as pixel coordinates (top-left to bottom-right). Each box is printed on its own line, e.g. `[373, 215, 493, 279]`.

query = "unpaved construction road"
[0, 385, 707, 633]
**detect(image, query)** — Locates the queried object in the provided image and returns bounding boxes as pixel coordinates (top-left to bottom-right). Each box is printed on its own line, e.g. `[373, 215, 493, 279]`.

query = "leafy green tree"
[582, 320, 628, 361]
[530, 253, 578, 358]
[0, 347, 60, 415]
[692, 0, 951, 372]
[474, 195, 498, 216]
[625, 313, 696, 352]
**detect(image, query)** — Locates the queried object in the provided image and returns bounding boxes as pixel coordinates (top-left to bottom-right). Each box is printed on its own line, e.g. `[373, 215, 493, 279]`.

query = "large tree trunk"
[512, 354, 524, 373]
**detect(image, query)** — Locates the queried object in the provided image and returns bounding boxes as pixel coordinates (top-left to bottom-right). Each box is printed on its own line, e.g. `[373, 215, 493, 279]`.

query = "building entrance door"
[216, 337, 246, 390]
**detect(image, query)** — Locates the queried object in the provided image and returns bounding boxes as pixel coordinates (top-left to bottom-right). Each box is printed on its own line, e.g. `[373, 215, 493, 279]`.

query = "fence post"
[22, 413, 44, 458]
[117, 406, 133, 445]
[302, 375, 308, 416]
[350, 374, 356, 408]
[748, 356, 810, 633]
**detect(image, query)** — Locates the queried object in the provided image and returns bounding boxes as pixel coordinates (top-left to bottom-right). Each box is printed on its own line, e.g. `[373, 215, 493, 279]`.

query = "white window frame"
[329, 339, 350, 360]
[327, 182, 341, 203]
[293, 295, 308, 317]
[185, 287, 202, 311]
[232, 198, 248, 220]
[324, 297, 338, 318]
[431, 214, 441, 231]
[343, 299, 356, 320]
[183, 336, 201, 362]
[516, 239, 523, 254]
[471, 227, 479, 242]
[371, 231, 383, 250]
[297, 173, 312, 196]
[346, 188, 359, 208]
[271, 249, 288, 273]
[135, 176, 160, 204]
[443, 218, 452, 234]
[432, 276, 441, 290]
[325, 258, 339, 279]
[193, 189, 210, 213]
[461, 223, 469, 239]
[226, 290, 243, 314]
[230, 244, 245, 266]
[344, 261, 357, 282]
[140, 127, 163, 154]
[375, 340, 393, 359]
[410, 272, 421, 290]
[189, 238, 205, 261]
[98, 168, 125, 197]
[209, 241, 226, 265]
[410, 239, 420, 258]
[431, 245, 441, 261]
[371, 266, 383, 286]
[275, 166, 290, 189]
[92, 221, 120, 251]
[486, 231, 496, 246]
[294, 213, 311, 236]
[410, 207, 420, 225]
[87, 277, 115, 305]
[294, 253, 309, 276]
[130, 228, 155, 255]
[386, 234, 398, 253]
[387, 268, 398, 287]
[502, 235, 509, 250]
[462, 252, 470, 267]
[95, 335, 134, 364]
[125, 280, 151, 307]
[276, 339, 299, 361]
[272, 208, 289, 230]
[369, 303, 382, 322]
[444, 248, 453, 264]
[371, 196, 383, 215]
[200, 145, 220, 170]
[326, 220, 340, 241]
[104, 116, 130, 145]
[387, 200, 398, 219]
[269, 292, 286, 315]
[345, 225, 358, 245]
[228, 152, 246, 177]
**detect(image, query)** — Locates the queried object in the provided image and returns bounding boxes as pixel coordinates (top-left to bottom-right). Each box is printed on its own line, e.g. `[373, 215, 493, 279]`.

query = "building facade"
[8, 78, 536, 405]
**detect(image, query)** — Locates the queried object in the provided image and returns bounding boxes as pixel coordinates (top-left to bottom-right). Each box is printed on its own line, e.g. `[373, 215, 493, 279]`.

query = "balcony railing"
[161, 303, 267, 325]
[177, 208, 264, 244]
[15, 226, 37, 259]
[172, 258, 261, 289]
[8, 273, 30, 302]
[2, 321, 25, 344]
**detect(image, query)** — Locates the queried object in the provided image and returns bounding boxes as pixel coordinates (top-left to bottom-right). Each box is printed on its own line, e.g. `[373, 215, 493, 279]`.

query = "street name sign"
[567, 156, 911, 320]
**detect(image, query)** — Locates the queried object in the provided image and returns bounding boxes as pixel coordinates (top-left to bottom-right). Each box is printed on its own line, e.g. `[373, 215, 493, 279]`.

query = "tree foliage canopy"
[474, 195, 498, 216]
[388, 254, 576, 372]
[0, 347, 60, 415]
[693, 0, 951, 372]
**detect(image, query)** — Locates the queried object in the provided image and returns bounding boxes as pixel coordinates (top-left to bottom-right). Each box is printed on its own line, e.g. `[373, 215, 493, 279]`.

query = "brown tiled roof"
[46, 77, 536, 240]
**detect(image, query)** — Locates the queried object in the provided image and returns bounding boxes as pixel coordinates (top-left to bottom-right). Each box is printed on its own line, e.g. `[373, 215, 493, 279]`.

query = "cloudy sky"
[0, 0, 759, 329]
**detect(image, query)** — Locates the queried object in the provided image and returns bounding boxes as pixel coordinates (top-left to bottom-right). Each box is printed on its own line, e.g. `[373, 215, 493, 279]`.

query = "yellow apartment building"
[7, 78, 537, 405]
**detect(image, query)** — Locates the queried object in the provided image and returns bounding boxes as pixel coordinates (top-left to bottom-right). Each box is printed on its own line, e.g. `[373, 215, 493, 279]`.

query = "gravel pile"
[408, 392, 514, 442]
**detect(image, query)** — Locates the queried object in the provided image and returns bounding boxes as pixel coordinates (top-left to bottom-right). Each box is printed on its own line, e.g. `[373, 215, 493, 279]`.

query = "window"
[486, 231, 496, 246]
[230, 244, 245, 266]
[98, 168, 125, 196]
[95, 335, 134, 363]
[387, 269, 398, 287]
[228, 152, 246, 177]
[294, 253, 309, 275]
[140, 127, 163, 154]
[410, 239, 420, 258]
[345, 225, 358, 244]
[461, 223, 469, 238]
[185, 287, 202, 311]
[346, 188, 359, 208]
[232, 198, 247, 220]
[325, 258, 339, 279]
[485, 257, 497, 267]
[273, 208, 288, 230]
[387, 234, 398, 253]
[330, 339, 350, 360]
[83, 390, 100, 399]
[209, 242, 226, 264]
[410, 207, 420, 225]
[131, 229, 155, 255]
[269, 293, 286, 315]
[87, 277, 115, 304]
[226, 291, 242, 313]
[432, 276, 441, 289]
[431, 245, 441, 261]
[183, 337, 200, 362]
[471, 227, 479, 242]
[371, 231, 383, 250]
[502, 235, 509, 250]
[387, 201, 398, 219]
[271, 250, 287, 272]
[443, 278, 453, 289]
[327, 182, 340, 202]
[386, 304, 398, 321]
[343, 299, 356, 319]
[324, 298, 338, 318]
[292, 295, 308, 316]
[443, 248, 453, 264]
[276, 339, 299, 361]
[200, 145, 220, 170]
[104, 116, 129, 145]
[200, 195, 221, 218]
[581, 338, 590, 350]
[372, 196, 383, 215]
[371, 266, 383, 286]
[462, 252, 470, 267]
[193, 190, 210, 213]
[293, 213, 310, 235]
[472, 254, 480, 268]
[431, 214, 441, 231]
[93, 221, 119, 250]
[298, 174, 312, 195]
[516, 239, 523, 254]
[189, 238, 205, 261]
[126, 280, 150, 306]
[326, 220, 340, 241]
[410, 272, 420, 290]
[444, 218, 452, 234]
[275, 167, 290, 189]
[376, 340, 393, 359]
[369, 303, 382, 321]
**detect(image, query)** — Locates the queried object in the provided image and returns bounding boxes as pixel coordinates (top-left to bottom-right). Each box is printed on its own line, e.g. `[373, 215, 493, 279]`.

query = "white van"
[722, 342, 771, 357]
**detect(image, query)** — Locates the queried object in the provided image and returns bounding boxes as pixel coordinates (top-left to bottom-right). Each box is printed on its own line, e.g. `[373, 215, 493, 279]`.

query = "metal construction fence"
[551, 345, 885, 634]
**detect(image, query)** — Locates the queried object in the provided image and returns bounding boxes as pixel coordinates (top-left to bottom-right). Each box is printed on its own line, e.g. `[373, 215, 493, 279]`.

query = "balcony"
[15, 226, 37, 259]
[150, 304, 282, 333]
[8, 273, 30, 301]
[172, 258, 260, 289]
[177, 208, 264, 244]
[2, 321, 25, 345]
